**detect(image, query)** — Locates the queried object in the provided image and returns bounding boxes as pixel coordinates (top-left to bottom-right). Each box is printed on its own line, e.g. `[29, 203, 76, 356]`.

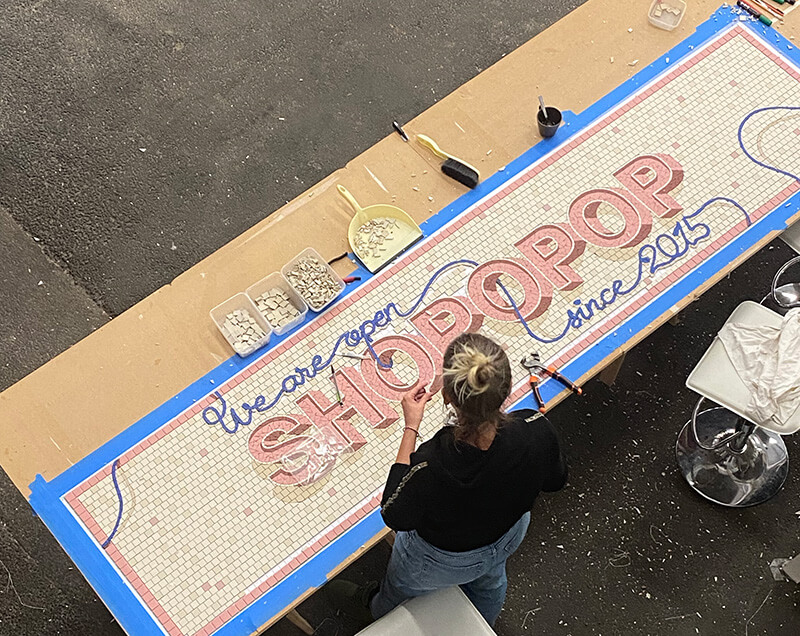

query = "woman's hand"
[401, 383, 434, 430]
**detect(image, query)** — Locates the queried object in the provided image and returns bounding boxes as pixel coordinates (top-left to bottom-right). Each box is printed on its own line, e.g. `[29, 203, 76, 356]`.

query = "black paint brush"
[416, 134, 480, 189]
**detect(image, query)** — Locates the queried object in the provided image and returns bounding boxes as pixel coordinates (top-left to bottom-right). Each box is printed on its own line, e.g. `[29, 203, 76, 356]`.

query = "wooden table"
[3, 2, 800, 635]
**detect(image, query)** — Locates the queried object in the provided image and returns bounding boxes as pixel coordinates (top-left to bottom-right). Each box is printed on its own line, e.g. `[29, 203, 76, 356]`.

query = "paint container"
[537, 106, 562, 138]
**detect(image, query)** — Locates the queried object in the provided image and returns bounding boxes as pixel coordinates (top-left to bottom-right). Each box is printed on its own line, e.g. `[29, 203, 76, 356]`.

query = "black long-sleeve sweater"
[379, 409, 567, 552]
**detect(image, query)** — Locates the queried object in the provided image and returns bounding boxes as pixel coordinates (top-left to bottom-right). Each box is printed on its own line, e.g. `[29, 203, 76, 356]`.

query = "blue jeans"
[370, 512, 530, 626]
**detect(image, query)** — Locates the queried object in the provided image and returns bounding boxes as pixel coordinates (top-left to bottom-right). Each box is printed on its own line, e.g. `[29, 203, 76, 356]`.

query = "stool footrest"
[676, 407, 788, 507]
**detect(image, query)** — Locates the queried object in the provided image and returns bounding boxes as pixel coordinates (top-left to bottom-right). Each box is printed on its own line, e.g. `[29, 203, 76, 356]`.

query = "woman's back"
[380, 409, 567, 551]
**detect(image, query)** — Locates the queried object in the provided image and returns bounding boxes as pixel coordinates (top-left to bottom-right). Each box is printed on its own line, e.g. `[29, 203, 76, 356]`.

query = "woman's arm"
[380, 461, 428, 530]
[394, 383, 434, 465]
[380, 384, 434, 530]
[395, 427, 420, 465]
[541, 417, 568, 492]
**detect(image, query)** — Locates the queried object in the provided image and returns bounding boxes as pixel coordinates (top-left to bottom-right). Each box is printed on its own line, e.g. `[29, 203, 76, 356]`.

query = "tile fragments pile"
[253, 287, 302, 328]
[354, 218, 399, 260]
[285, 255, 341, 310]
[222, 308, 268, 355]
[653, 3, 682, 17]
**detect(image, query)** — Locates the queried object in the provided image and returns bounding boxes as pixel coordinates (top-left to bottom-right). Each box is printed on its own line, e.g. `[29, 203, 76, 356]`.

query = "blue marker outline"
[27, 9, 800, 636]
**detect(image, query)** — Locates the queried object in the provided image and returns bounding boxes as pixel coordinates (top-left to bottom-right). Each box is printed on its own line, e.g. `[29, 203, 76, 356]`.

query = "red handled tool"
[520, 353, 583, 413]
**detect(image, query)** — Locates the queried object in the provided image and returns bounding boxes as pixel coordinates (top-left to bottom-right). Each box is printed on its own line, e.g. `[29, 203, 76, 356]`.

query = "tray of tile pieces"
[246, 272, 308, 335]
[649, 0, 686, 30]
[281, 247, 346, 312]
[209, 293, 272, 357]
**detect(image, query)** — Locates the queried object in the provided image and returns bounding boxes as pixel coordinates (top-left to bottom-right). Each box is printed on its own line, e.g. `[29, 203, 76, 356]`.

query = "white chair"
[676, 301, 800, 507]
[356, 587, 497, 636]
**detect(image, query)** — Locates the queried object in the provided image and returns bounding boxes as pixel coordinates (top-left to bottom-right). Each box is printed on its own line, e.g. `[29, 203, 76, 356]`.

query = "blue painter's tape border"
[28, 7, 800, 635]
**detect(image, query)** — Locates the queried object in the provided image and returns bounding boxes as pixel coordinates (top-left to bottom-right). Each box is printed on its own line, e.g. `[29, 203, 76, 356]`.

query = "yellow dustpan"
[338, 184, 423, 273]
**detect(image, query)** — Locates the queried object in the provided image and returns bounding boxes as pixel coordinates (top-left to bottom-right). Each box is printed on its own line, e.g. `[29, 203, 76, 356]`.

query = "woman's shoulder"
[505, 408, 546, 428]
[503, 409, 558, 443]
[409, 426, 455, 464]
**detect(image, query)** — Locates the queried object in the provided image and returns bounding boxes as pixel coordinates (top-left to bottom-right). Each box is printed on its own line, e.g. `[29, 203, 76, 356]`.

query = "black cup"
[537, 106, 562, 138]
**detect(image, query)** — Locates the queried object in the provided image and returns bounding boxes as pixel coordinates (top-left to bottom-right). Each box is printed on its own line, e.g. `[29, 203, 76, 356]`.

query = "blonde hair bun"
[445, 344, 495, 401]
[441, 333, 512, 442]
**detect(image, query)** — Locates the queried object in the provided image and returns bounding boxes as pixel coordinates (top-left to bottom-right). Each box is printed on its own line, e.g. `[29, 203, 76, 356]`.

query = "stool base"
[760, 285, 800, 315]
[676, 407, 788, 507]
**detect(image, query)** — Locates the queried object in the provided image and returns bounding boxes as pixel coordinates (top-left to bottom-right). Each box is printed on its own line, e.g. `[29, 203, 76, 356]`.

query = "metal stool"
[761, 255, 800, 315]
[676, 302, 800, 507]
[781, 220, 800, 254]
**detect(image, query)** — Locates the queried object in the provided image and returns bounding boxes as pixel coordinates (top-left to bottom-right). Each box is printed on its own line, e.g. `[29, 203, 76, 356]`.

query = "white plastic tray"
[281, 247, 346, 312]
[648, 0, 686, 31]
[210, 293, 272, 357]
[246, 272, 308, 335]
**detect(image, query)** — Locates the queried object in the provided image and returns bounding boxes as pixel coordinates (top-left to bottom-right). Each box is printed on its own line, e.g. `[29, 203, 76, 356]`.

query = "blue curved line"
[393, 259, 479, 318]
[101, 459, 123, 548]
[737, 106, 800, 182]
[495, 280, 572, 344]
[695, 196, 753, 226]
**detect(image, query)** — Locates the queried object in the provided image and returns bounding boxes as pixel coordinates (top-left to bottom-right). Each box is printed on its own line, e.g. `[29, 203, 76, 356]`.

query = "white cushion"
[686, 301, 800, 434]
[356, 586, 497, 636]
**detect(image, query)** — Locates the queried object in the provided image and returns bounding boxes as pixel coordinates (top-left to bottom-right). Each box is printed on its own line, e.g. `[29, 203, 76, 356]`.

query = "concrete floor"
[1, 1, 799, 635]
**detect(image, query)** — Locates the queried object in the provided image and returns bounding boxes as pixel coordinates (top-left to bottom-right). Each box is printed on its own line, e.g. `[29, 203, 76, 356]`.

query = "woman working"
[328, 332, 568, 628]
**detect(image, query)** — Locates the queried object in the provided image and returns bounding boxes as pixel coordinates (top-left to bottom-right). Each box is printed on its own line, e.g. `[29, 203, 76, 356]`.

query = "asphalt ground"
[1, 1, 799, 635]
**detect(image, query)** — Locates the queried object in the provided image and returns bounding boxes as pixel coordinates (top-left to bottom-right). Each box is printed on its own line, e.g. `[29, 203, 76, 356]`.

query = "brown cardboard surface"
[2, 0, 798, 495]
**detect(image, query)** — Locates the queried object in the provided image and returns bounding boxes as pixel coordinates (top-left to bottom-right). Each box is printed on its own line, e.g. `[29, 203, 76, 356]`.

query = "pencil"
[751, 0, 783, 18]
[330, 365, 343, 405]
[337, 352, 368, 360]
